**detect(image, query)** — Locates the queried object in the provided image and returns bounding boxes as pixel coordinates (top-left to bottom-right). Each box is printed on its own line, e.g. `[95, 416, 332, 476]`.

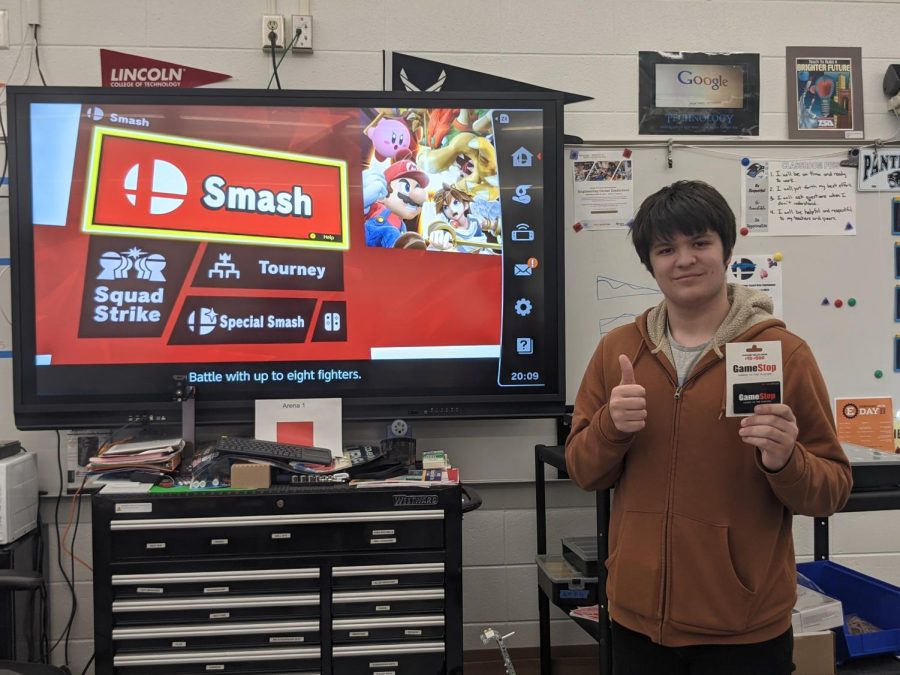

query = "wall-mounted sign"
[857, 148, 900, 191]
[100, 49, 231, 89]
[638, 51, 760, 135]
[389, 52, 591, 104]
[786, 46, 864, 141]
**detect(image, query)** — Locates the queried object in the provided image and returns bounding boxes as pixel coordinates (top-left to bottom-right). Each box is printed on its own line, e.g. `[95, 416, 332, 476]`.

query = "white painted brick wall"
[1, 2, 897, 670]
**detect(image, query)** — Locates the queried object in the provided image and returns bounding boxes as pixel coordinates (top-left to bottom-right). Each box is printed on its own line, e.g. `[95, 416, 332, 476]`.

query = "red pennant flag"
[100, 49, 231, 89]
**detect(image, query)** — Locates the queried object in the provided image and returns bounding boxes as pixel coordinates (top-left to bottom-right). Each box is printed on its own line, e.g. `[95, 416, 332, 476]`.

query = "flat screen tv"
[7, 86, 565, 430]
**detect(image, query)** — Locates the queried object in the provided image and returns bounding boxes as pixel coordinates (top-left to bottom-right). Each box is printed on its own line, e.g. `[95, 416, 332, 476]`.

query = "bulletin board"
[564, 142, 900, 408]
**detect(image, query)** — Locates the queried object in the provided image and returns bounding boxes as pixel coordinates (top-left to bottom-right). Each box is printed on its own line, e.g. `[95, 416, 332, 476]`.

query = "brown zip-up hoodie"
[566, 284, 852, 646]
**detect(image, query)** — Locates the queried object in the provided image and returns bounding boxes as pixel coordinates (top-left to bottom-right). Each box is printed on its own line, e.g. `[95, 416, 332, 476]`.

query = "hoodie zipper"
[657, 358, 719, 641]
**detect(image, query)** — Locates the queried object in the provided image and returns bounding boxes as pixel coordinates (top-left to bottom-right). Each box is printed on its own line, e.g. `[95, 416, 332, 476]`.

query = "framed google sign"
[639, 51, 760, 135]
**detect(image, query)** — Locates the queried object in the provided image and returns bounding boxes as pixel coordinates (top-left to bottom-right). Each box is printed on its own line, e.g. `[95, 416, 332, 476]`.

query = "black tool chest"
[92, 485, 462, 674]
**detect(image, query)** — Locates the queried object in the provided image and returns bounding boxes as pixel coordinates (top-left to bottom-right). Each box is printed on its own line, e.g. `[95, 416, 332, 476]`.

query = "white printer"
[0, 451, 39, 544]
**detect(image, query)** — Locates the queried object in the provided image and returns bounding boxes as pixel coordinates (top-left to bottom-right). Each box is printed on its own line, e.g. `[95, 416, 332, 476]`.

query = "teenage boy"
[566, 181, 851, 675]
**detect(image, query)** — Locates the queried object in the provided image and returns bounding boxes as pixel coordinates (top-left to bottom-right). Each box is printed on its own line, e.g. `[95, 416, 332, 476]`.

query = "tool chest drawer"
[112, 592, 321, 625]
[111, 566, 321, 599]
[93, 485, 463, 675]
[107, 510, 445, 559]
[112, 619, 321, 651]
[112, 646, 322, 674]
[331, 562, 444, 590]
[332, 588, 445, 617]
[332, 615, 445, 644]
[332, 642, 446, 675]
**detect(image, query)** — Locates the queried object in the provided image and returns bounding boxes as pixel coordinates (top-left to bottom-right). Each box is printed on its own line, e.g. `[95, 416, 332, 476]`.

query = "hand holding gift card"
[726, 341, 783, 417]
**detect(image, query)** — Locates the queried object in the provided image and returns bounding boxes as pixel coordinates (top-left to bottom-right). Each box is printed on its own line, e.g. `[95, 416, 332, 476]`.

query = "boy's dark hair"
[629, 180, 736, 275]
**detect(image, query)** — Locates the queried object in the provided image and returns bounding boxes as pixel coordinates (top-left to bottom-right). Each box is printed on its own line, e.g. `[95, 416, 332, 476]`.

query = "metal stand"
[173, 375, 196, 449]
[535, 444, 611, 675]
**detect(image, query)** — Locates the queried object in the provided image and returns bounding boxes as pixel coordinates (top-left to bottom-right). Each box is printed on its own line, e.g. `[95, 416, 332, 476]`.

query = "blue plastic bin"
[797, 561, 900, 663]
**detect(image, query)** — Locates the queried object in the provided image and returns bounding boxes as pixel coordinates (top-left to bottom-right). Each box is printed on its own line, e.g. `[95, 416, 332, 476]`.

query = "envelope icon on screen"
[514, 264, 532, 276]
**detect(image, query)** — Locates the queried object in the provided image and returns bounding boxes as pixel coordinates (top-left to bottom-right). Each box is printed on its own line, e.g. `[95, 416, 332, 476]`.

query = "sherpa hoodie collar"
[641, 283, 780, 366]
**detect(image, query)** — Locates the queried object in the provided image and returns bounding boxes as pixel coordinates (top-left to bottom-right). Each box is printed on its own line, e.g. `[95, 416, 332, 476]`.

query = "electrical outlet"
[261, 14, 285, 51]
[24, 0, 40, 26]
[0, 10, 9, 50]
[291, 14, 313, 52]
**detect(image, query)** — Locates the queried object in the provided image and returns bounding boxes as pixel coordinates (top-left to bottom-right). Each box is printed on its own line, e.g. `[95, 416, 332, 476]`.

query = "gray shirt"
[667, 325, 709, 386]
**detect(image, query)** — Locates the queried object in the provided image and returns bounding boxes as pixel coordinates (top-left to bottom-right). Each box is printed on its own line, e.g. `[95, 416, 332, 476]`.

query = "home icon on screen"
[512, 147, 534, 167]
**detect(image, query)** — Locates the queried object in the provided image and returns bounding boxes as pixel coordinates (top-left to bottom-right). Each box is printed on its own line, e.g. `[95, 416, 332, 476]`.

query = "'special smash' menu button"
[169, 296, 317, 345]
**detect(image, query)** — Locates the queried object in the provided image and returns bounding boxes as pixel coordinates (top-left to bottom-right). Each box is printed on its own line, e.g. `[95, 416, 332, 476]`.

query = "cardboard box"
[792, 585, 844, 633]
[230, 462, 271, 489]
[793, 632, 835, 675]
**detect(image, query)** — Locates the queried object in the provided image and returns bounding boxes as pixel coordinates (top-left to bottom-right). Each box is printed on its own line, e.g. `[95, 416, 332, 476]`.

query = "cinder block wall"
[1, 1, 897, 672]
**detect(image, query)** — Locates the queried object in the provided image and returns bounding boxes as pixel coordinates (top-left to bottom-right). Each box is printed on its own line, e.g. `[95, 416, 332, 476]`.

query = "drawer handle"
[333, 615, 444, 630]
[113, 647, 320, 666]
[113, 620, 319, 640]
[114, 593, 319, 611]
[333, 589, 444, 603]
[110, 510, 444, 530]
[333, 563, 444, 577]
[333, 641, 445, 657]
[113, 568, 319, 584]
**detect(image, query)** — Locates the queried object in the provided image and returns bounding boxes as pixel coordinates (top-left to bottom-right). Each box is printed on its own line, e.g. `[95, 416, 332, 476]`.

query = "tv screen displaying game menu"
[7, 87, 565, 429]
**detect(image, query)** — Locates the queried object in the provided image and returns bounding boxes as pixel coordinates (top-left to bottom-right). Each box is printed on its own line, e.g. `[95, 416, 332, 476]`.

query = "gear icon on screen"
[514, 298, 533, 316]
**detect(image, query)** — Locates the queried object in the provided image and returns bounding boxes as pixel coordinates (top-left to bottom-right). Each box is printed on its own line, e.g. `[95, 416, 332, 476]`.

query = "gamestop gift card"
[725, 341, 783, 417]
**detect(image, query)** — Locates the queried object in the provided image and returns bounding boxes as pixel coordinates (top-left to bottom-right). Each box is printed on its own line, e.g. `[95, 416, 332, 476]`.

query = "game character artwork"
[362, 108, 502, 253]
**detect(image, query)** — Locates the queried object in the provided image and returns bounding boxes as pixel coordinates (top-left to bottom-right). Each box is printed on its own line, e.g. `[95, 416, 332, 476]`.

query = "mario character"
[428, 184, 490, 253]
[365, 159, 430, 249]
[365, 115, 415, 162]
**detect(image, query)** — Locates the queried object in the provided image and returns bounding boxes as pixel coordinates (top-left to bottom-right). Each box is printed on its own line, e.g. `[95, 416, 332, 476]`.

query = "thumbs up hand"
[609, 354, 647, 433]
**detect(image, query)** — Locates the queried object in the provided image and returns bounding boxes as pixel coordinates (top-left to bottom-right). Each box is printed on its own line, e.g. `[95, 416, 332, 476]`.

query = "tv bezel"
[7, 86, 566, 430]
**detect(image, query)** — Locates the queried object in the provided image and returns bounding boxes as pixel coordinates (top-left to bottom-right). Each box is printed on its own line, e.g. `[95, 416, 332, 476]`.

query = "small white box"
[792, 584, 844, 633]
[0, 451, 39, 544]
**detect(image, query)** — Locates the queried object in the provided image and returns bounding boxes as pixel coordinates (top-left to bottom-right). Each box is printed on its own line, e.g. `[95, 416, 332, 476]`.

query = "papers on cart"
[87, 438, 184, 474]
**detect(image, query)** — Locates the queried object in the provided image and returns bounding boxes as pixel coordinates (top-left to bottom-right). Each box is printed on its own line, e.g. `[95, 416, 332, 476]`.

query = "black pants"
[611, 621, 795, 675]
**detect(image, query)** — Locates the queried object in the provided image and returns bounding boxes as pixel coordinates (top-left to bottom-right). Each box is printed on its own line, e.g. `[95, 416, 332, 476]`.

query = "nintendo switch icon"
[511, 224, 535, 241]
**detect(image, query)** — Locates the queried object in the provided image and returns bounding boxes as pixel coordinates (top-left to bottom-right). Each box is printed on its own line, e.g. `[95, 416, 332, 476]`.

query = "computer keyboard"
[214, 436, 334, 465]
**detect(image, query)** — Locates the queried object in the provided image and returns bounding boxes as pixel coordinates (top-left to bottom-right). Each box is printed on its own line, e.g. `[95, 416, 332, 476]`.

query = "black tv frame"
[8, 86, 566, 430]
